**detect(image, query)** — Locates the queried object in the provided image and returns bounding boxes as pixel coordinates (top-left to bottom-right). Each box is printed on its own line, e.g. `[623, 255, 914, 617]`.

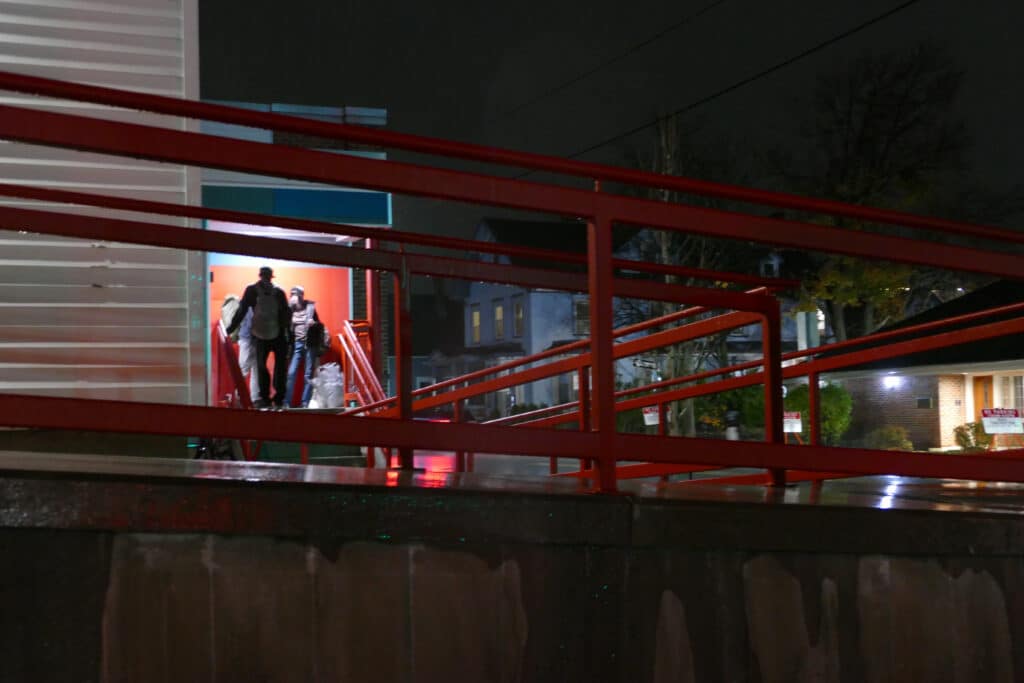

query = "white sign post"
[981, 408, 1023, 434]
[642, 405, 660, 426]
[783, 411, 803, 433]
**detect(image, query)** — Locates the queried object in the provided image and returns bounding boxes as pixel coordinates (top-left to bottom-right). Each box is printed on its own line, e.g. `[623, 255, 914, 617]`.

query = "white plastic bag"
[310, 363, 345, 409]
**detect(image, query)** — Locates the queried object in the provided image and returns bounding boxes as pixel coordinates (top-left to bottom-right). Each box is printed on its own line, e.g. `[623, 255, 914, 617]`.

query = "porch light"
[882, 375, 904, 390]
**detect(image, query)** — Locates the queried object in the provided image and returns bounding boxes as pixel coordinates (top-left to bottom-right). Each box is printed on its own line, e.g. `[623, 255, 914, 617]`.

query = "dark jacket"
[290, 300, 321, 342]
[226, 282, 292, 341]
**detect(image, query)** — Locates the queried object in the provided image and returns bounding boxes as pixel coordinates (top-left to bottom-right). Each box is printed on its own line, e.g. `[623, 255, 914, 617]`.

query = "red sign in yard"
[981, 408, 1023, 434]
[642, 405, 660, 426]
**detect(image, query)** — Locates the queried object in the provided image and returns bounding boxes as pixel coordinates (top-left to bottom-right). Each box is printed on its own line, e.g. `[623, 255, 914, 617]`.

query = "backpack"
[252, 283, 281, 340]
[220, 294, 241, 342]
[305, 304, 331, 357]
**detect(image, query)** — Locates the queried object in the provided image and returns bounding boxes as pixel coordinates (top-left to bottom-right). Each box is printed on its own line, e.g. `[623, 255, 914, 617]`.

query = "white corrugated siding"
[0, 0, 201, 404]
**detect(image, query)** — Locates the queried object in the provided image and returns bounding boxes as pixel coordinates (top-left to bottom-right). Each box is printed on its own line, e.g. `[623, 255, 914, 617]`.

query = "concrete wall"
[2, 465, 1024, 681]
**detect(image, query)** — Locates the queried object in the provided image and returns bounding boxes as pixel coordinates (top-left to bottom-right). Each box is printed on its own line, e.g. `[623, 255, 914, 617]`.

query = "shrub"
[509, 402, 545, 416]
[953, 421, 992, 452]
[784, 383, 853, 446]
[864, 425, 914, 451]
[616, 407, 647, 433]
[694, 384, 764, 436]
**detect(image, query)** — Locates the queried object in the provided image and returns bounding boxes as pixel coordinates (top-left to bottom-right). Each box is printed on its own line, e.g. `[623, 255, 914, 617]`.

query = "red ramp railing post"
[577, 366, 591, 473]
[809, 371, 821, 446]
[454, 400, 466, 473]
[394, 259, 414, 469]
[762, 306, 785, 485]
[365, 238, 383, 382]
[588, 214, 617, 493]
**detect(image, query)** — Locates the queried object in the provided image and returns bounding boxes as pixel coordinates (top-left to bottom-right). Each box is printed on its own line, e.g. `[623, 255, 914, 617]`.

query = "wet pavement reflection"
[2, 449, 1024, 516]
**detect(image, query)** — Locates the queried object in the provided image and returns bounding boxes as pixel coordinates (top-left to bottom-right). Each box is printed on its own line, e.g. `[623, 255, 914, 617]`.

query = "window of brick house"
[493, 299, 505, 341]
[1000, 376, 1024, 410]
[573, 299, 589, 336]
[512, 296, 524, 337]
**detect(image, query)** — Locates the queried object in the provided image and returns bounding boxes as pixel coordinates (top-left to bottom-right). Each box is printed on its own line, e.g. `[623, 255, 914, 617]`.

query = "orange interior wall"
[210, 265, 351, 332]
[210, 266, 350, 392]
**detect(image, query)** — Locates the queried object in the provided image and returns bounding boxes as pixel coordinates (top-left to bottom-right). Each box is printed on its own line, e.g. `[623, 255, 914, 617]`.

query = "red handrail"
[0, 69, 1016, 246]
[0, 182, 794, 289]
[4, 72, 1024, 493]
[344, 287, 772, 416]
[337, 321, 386, 407]
[215, 322, 254, 411]
[616, 299, 1024, 401]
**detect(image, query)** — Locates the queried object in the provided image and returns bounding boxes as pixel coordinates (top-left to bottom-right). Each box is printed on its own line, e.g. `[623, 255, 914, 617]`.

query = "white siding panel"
[0, 95, 188, 128]
[0, 363, 185, 383]
[0, 385, 189, 403]
[2, 265, 184, 287]
[0, 303, 186, 326]
[0, 345, 187, 365]
[0, 325, 185, 343]
[0, 0, 198, 405]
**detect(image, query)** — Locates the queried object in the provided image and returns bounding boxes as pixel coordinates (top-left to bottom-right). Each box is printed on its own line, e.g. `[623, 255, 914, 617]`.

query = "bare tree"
[620, 115, 761, 435]
[777, 42, 1019, 340]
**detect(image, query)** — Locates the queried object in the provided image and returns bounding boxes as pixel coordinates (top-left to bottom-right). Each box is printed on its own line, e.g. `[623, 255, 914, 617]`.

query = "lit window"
[493, 300, 505, 341]
[512, 297, 524, 337]
[470, 304, 480, 344]
[573, 299, 589, 336]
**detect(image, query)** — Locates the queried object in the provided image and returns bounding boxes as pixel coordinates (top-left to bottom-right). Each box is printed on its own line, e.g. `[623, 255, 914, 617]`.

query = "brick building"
[828, 281, 1024, 450]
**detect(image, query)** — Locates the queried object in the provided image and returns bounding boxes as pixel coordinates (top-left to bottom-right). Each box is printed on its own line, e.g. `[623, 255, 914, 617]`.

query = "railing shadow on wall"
[1, 71, 1024, 492]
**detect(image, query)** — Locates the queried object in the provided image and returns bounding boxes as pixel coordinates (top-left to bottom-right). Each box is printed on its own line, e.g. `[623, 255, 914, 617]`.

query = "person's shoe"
[253, 398, 270, 410]
[272, 402, 285, 411]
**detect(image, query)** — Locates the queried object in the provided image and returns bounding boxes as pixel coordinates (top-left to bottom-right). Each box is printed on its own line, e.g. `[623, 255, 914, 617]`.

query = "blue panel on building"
[202, 187, 274, 215]
[202, 187, 390, 225]
[273, 189, 389, 224]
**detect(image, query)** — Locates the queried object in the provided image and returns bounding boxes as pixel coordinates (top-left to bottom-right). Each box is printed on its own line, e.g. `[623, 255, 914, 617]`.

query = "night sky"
[199, 0, 1023, 238]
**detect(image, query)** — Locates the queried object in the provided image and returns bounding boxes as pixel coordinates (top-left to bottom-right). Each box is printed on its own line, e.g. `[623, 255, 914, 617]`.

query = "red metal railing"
[1, 71, 1024, 493]
[338, 320, 386, 408]
[213, 322, 254, 412]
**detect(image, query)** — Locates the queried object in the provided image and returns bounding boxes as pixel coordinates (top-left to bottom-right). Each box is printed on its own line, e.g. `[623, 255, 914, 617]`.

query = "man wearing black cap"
[226, 266, 292, 409]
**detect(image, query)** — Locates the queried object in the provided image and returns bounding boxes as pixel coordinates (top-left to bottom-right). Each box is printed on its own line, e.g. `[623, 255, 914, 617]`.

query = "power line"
[563, 0, 925, 162]
[497, 0, 731, 122]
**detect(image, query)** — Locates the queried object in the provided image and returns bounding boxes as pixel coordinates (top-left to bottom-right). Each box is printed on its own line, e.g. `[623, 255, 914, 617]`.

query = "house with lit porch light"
[826, 281, 1024, 450]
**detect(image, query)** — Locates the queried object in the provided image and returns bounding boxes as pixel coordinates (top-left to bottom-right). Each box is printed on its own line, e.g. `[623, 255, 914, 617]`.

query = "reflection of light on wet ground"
[13, 450, 1024, 516]
[413, 451, 557, 479]
[419, 470, 449, 488]
[414, 452, 453, 473]
[876, 477, 902, 509]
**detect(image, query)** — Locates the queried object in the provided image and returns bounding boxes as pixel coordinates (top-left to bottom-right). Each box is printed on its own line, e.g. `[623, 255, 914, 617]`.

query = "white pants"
[237, 339, 259, 402]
